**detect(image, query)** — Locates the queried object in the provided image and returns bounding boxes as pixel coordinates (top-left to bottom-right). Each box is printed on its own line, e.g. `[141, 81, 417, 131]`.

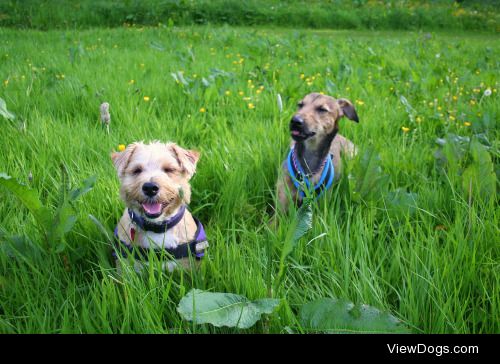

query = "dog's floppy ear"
[111, 143, 138, 175]
[170, 144, 200, 178]
[337, 98, 359, 123]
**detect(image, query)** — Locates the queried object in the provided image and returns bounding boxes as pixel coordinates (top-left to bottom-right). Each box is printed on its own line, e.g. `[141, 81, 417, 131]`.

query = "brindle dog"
[276, 93, 359, 212]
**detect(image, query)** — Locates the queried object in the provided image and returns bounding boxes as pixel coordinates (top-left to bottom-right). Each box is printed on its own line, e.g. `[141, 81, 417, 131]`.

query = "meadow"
[0, 24, 498, 333]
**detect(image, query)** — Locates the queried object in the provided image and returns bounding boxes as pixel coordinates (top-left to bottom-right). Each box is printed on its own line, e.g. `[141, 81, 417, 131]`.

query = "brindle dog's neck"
[295, 130, 337, 174]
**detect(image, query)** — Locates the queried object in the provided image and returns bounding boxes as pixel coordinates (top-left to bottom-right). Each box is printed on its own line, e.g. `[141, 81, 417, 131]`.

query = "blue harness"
[286, 146, 335, 200]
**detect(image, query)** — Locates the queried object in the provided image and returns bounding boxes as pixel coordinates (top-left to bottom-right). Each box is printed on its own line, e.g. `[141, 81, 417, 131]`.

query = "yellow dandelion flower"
[449, 115, 456, 121]
[437, 106, 442, 111]
[428, 101, 434, 107]
[128, 79, 135, 84]
[238, 91, 244, 96]
[345, 87, 350, 91]
[475, 70, 480, 75]
[452, 95, 458, 101]
[416, 116, 422, 123]
[199, 107, 206, 113]
[256, 89, 262, 94]
[249, 84, 255, 89]
[118, 144, 126, 152]
[225, 90, 231, 96]
[355, 100, 364, 106]
[248, 103, 255, 109]
[232, 61, 238, 65]
[143, 96, 150, 102]
[307, 82, 313, 86]
[464, 122, 471, 127]
[3, 79, 8, 86]
[243, 97, 251, 101]
[247, 79, 253, 84]
[401, 127, 410, 133]
[300, 73, 305, 79]
[259, 85, 264, 90]
[470, 100, 476, 105]
[140, 63, 145, 68]
[473, 88, 480, 93]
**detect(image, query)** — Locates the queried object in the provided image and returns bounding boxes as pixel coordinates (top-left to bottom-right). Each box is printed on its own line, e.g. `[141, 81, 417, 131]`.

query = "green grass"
[0, 25, 498, 333]
[1, 0, 499, 32]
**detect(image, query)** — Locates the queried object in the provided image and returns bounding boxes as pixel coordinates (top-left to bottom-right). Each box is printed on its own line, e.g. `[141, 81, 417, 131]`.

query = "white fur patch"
[140, 229, 178, 250]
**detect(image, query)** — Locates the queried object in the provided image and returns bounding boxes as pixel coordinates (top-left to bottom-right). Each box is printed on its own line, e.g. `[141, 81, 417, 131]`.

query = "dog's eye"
[132, 167, 143, 175]
[297, 102, 304, 109]
[317, 106, 328, 113]
[163, 167, 175, 174]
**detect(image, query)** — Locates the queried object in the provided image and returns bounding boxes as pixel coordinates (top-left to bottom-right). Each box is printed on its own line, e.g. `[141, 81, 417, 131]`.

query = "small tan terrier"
[276, 93, 359, 212]
[111, 141, 208, 272]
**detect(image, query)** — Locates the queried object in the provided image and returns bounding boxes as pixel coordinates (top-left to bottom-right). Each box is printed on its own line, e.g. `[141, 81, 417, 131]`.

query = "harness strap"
[127, 205, 186, 234]
[287, 146, 334, 200]
[112, 217, 208, 261]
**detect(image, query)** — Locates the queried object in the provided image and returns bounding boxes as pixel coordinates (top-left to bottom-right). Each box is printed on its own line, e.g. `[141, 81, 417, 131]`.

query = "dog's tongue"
[291, 130, 301, 136]
[142, 202, 162, 215]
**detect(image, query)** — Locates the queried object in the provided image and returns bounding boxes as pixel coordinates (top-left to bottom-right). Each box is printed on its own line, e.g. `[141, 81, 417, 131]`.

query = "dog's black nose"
[290, 115, 304, 128]
[142, 182, 159, 197]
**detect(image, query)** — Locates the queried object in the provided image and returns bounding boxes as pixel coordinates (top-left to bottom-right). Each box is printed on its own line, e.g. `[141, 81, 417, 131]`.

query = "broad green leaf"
[0, 234, 43, 261]
[434, 133, 469, 176]
[0, 98, 15, 120]
[69, 175, 97, 201]
[352, 147, 390, 202]
[48, 202, 77, 245]
[280, 200, 313, 264]
[177, 289, 279, 329]
[276, 200, 313, 288]
[462, 139, 496, 201]
[300, 297, 410, 333]
[384, 188, 418, 218]
[0, 173, 43, 215]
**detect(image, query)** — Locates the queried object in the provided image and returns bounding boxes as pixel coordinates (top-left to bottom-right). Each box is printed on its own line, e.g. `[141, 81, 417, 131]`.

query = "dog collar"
[287, 146, 334, 200]
[112, 216, 208, 261]
[127, 205, 186, 233]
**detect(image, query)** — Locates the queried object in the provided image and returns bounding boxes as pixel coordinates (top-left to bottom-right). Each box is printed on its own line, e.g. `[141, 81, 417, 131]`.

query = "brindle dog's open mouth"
[290, 126, 316, 141]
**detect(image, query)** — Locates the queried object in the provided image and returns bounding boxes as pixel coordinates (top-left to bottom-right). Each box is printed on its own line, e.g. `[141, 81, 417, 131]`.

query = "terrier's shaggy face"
[111, 141, 199, 221]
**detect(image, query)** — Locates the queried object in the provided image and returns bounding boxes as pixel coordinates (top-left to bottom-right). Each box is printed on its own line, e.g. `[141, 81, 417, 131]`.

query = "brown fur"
[276, 93, 359, 212]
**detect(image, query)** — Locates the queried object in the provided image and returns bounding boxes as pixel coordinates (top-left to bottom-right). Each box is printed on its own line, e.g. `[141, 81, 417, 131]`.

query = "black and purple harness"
[112, 205, 207, 261]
